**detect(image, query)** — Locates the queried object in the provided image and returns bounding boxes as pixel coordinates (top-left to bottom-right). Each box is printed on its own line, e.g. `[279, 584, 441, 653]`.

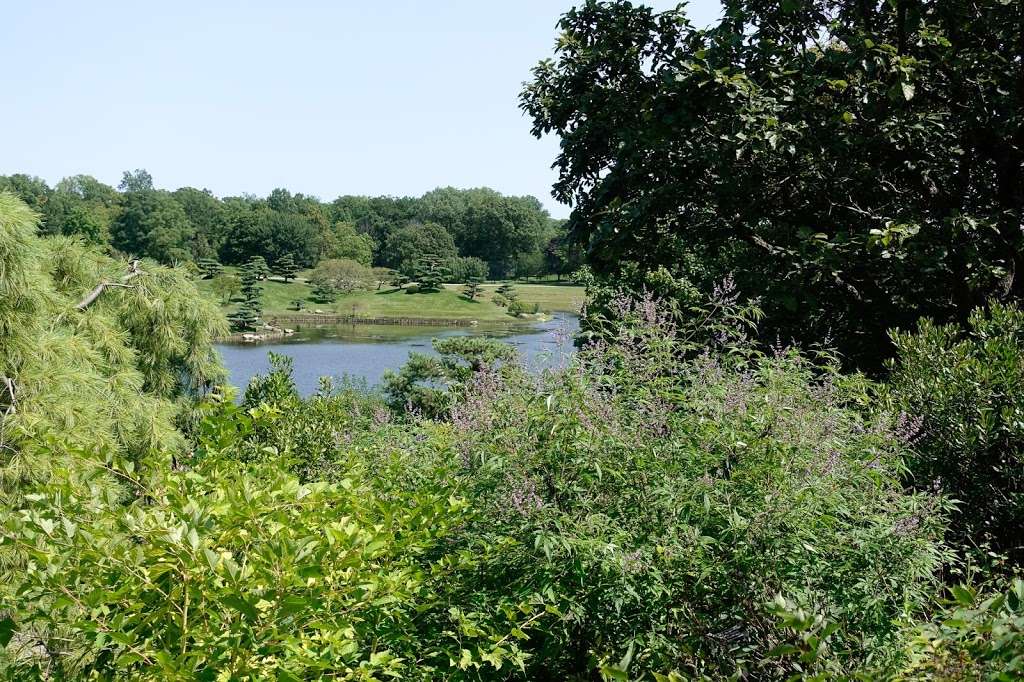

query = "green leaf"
[766, 644, 801, 658]
[0, 616, 16, 647]
[600, 665, 630, 681]
[187, 527, 200, 551]
[221, 594, 259, 621]
[951, 585, 975, 606]
[203, 548, 220, 572]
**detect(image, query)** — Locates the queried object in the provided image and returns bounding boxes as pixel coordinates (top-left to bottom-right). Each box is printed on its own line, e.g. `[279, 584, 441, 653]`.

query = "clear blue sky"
[0, 1, 722, 217]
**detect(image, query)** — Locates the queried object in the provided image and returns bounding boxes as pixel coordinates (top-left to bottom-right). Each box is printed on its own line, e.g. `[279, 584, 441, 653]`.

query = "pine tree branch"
[75, 260, 144, 311]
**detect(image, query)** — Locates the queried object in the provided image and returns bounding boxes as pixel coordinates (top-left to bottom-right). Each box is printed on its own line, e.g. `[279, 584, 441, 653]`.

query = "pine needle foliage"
[0, 192, 227, 504]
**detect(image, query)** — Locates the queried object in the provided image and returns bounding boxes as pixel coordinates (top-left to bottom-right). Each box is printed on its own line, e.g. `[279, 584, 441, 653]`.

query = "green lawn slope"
[196, 268, 583, 324]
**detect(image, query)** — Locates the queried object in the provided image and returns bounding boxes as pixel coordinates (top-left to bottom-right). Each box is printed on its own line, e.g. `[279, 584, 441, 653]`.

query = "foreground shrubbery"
[3, 285, 971, 679]
[3, 188, 1024, 679]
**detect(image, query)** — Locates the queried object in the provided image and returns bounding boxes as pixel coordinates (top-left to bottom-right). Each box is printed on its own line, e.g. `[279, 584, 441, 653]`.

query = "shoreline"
[218, 312, 554, 344]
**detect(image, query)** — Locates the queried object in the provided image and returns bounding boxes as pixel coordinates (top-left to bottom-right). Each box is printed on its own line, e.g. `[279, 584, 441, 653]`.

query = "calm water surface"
[217, 313, 579, 396]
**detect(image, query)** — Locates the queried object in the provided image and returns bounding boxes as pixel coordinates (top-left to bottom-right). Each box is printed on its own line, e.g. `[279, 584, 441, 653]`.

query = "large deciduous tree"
[220, 204, 318, 267]
[522, 0, 1024, 368]
[320, 220, 374, 265]
[382, 221, 458, 273]
[172, 187, 227, 260]
[112, 189, 195, 264]
[419, 187, 549, 278]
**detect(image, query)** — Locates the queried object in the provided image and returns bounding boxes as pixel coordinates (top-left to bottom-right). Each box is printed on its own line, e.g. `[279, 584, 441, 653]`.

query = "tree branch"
[1, 376, 15, 416]
[75, 260, 143, 311]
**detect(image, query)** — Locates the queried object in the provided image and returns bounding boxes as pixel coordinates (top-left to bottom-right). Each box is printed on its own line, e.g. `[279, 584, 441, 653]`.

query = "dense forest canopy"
[522, 0, 1024, 368]
[0, 172, 583, 281]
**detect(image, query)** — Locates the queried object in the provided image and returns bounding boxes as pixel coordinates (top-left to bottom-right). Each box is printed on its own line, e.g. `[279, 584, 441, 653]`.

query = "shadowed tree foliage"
[522, 0, 1024, 368]
[112, 189, 195, 264]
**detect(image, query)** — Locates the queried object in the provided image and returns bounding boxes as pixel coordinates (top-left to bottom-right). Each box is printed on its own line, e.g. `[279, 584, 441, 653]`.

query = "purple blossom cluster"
[372, 405, 391, 426]
[710, 274, 739, 307]
[450, 367, 506, 466]
[892, 514, 921, 536]
[508, 476, 545, 517]
[621, 549, 645, 575]
[722, 371, 757, 414]
[893, 412, 925, 445]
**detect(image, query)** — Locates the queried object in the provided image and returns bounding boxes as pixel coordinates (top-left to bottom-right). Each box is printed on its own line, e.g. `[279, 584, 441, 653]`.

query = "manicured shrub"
[382, 336, 517, 418]
[507, 299, 540, 315]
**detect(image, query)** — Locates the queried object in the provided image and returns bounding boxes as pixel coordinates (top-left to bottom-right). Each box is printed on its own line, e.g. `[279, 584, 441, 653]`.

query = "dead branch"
[75, 260, 143, 311]
[1, 376, 15, 416]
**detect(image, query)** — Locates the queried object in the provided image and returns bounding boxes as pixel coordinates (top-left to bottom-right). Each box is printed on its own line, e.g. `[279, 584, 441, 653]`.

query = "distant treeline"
[0, 170, 583, 280]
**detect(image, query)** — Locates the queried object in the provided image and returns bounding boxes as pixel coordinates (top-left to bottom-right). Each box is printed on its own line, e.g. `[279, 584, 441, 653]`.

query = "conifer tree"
[413, 254, 448, 293]
[196, 257, 222, 279]
[232, 262, 263, 329]
[495, 282, 518, 304]
[247, 255, 270, 281]
[462, 277, 482, 301]
[389, 272, 410, 290]
[275, 253, 299, 282]
[0, 191, 227, 505]
[311, 282, 337, 304]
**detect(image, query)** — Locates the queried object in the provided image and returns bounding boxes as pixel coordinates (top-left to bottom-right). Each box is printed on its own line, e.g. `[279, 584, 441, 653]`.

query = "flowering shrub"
[431, 299, 951, 678]
[1, 292, 961, 679]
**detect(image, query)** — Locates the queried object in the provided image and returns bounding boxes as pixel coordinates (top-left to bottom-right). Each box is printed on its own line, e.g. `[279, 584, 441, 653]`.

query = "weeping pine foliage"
[0, 192, 227, 504]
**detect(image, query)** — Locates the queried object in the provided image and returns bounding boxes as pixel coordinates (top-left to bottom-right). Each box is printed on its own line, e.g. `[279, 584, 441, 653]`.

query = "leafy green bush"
[507, 300, 540, 316]
[1, 451, 542, 679]
[382, 337, 517, 418]
[447, 256, 489, 283]
[375, 294, 949, 677]
[899, 579, 1024, 680]
[884, 303, 1024, 555]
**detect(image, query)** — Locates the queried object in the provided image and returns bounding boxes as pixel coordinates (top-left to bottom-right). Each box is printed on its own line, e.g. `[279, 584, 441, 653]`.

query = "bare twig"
[75, 260, 143, 311]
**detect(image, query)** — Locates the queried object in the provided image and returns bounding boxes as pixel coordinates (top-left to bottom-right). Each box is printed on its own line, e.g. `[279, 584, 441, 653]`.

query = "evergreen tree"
[495, 282, 518, 301]
[462, 278, 482, 301]
[311, 282, 337, 304]
[0, 191, 226, 505]
[227, 302, 260, 331]
[196, 258, 222, 279]
[234, 263, 264, 329]
[275, 253, 299, 282]
[290, 298, 306, 311]
[413, 255, 448, 293]
[247, 255, 270, 281]
[389, 272, 410, 290]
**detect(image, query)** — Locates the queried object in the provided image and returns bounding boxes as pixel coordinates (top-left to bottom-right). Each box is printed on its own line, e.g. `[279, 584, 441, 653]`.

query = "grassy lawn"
[198, 268, 584, 322]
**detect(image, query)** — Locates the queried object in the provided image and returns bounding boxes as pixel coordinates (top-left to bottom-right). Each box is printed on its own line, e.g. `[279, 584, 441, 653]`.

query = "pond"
[216, 312, 580, 396]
